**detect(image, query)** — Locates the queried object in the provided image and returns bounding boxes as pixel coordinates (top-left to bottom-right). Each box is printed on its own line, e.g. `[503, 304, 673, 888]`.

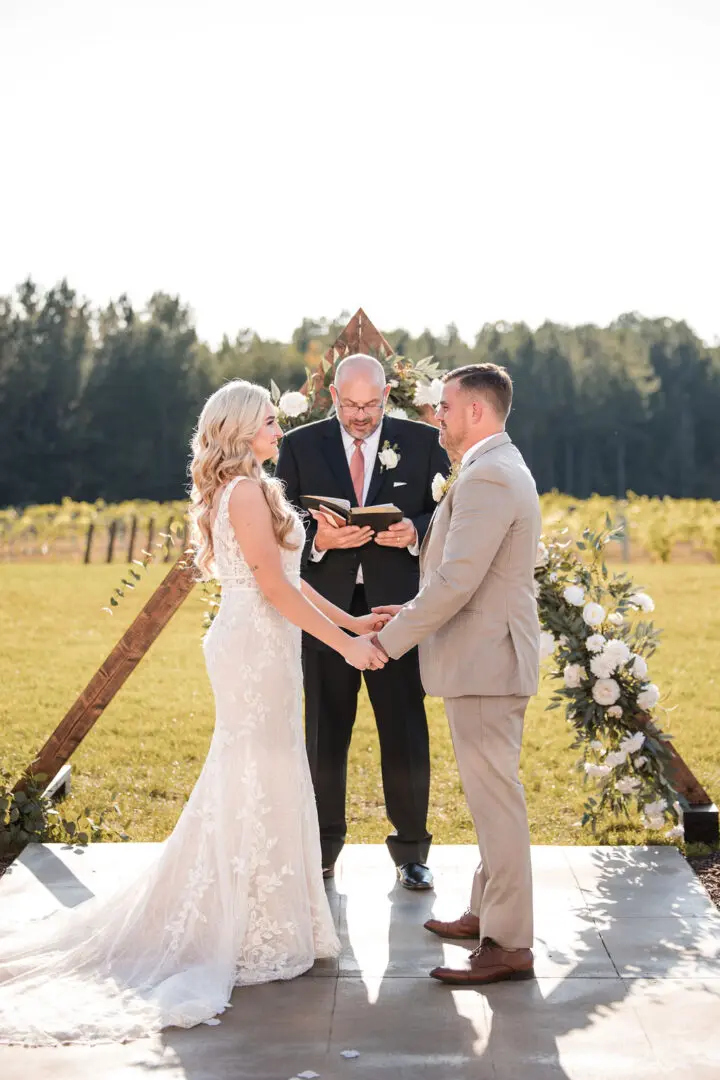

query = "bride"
[0, 379, 388, 1046]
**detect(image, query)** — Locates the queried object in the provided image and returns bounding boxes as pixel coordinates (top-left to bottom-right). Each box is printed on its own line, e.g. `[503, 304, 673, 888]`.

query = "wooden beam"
[15, 556, 196, 794]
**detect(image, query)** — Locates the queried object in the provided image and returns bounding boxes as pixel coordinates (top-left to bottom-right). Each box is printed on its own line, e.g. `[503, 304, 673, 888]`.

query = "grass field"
[2, 563, 719, 848]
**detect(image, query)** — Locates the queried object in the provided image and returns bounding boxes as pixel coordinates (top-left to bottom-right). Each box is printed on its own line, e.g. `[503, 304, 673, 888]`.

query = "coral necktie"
[350, 438, 365, 506]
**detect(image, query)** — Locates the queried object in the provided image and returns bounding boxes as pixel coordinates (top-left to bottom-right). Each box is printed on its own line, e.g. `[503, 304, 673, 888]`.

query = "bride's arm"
[227, 481, 386, 668]
[300, 581, 390, 635]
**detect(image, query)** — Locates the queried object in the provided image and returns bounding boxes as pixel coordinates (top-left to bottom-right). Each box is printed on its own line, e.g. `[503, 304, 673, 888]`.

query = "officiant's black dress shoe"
[397, 863, 434, 890]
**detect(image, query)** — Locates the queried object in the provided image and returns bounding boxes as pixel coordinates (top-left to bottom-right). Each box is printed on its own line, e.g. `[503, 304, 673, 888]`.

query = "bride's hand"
[343, 635, 388, 671]
[351, 612, 392, 635]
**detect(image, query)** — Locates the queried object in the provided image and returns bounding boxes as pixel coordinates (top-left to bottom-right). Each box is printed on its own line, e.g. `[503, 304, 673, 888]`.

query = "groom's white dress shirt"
[310, 422, 419, 583]
[460, 433, 500, 469]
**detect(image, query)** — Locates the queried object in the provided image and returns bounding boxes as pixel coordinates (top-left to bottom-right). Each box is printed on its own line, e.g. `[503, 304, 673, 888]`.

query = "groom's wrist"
[370, 634, 390, 660]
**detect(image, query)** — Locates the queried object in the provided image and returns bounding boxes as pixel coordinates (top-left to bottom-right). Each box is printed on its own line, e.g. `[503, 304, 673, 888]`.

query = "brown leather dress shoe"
[430, 937, 534, 985]
[424, 909, 480, 940]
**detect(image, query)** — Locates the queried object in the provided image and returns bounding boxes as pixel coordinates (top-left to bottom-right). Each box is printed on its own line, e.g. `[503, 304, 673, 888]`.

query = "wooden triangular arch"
[15, 310, 393, 792]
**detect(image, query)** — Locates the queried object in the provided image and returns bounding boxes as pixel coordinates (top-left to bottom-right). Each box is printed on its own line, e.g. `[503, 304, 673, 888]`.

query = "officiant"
[276, 354, 450, 889]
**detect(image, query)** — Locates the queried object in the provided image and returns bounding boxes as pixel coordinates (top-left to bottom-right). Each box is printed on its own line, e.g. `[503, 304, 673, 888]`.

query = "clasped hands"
[342, 606, 404, 673]
[309, 510, 417, 552]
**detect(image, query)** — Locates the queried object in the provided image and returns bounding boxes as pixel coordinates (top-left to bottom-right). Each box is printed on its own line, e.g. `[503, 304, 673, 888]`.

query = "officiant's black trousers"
[302, 585, 432, 868]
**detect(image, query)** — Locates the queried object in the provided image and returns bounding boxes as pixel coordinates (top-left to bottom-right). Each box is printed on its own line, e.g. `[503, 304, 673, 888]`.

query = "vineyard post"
[106, 520, 118, 564]
[146, 517, 155, 554]
[127, 515, 138, 563]
[83, 522, 95, 564]
[163, 516, 175, 562]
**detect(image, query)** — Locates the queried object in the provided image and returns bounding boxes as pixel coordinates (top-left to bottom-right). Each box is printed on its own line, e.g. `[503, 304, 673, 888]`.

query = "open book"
[300, 495, 404, 532]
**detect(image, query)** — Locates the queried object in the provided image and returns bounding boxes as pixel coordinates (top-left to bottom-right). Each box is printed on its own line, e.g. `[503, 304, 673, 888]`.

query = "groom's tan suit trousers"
[378, 433, 542, 949]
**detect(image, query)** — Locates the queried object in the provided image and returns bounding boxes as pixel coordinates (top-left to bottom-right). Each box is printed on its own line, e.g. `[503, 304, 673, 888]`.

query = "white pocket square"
[393, 481, 407, 487]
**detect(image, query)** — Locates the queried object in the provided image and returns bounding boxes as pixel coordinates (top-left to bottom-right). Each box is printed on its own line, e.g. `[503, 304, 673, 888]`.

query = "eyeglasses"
[336, 400, 385, 416]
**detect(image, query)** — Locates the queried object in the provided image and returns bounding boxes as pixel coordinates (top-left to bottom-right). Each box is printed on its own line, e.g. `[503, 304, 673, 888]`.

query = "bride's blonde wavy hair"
[189, 380, 299, 579]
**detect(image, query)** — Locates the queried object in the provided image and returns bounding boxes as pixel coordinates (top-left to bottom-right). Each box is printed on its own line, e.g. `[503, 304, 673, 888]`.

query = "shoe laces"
[469, 936, 499, 960]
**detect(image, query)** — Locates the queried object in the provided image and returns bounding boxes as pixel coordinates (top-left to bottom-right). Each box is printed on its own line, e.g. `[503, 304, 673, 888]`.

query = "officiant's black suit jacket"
[276, 415, 450, 636]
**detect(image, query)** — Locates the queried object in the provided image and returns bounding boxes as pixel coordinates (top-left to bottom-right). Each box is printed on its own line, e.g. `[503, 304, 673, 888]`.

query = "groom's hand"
[371, 604, 403, 618]
[374, 517, 417, 549]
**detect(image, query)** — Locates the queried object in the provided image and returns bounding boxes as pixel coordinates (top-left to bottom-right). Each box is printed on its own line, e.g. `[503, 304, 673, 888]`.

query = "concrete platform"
[1, 843, 720, 1078]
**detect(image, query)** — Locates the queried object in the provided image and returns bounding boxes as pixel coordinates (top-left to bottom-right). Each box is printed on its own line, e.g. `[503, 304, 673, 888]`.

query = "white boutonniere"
[432, 463, 460, 503]
[378, 440, 400, 471]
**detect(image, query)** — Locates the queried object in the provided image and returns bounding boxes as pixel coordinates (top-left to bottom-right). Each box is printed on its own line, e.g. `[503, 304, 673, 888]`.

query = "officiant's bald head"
[331, 354, 390, 439]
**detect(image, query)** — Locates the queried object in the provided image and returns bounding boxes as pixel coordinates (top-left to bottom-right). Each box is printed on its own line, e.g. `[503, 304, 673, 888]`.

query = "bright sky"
[1, 0, 718, 346]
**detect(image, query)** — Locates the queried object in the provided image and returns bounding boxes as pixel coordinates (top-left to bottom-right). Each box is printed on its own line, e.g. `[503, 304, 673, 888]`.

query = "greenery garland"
[536, 521, 682, 837]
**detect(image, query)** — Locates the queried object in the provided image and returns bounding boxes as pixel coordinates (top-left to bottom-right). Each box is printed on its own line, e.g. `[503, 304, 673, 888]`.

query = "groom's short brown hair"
[443, 363, 513, 420]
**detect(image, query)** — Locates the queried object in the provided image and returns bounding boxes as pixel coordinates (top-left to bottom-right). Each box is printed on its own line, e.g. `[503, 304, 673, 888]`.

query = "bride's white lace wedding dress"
[0, 476, 340, 1046]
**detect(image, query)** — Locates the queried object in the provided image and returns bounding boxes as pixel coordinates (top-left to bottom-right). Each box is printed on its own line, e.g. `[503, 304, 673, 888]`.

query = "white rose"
[619, 731, 645, 756]
[592, 678, 621, 706]
[584, 762, 611, 778]
[563, 585, 585, 607]
[637, 683, 660, 711]
[603, 639, 632, 668]
[582, 602, 606, 627]
[607, 705, 623, 719]
[615, 776, 642, 795]
[643, 798, 667, 818]
[590, 654, 617, 680]
[666, 824, 684, 840]
[586, 634, 606, 654]
[563, 663, 586, 689]
[604, 749, 628, 768]
[278, 390, 309, 418]
[387, 407, 408, 419]
[644, 814, 666, 830]
[413, 378, 444, 407]
[536, 541, 550, 568]
[378, 447, 399, 470]
[629, 591, 655, 613]
[630, 654, 648, 680]
[431, 473, 446, 503]
[607, 612, 624, 626]
[633, 755, 648, 768]
[539, 630, 556, 661]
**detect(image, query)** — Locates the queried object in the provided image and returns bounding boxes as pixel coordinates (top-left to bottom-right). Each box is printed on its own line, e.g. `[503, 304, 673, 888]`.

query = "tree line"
[1, 278, 719, 506]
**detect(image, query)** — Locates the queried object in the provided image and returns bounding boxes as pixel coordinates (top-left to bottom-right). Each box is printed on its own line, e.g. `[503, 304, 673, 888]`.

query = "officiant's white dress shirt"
[310, 422, 419, 583]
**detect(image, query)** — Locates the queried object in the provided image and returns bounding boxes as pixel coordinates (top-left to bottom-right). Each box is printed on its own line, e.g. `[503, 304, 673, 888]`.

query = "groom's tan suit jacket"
[378, 432, 541, 697]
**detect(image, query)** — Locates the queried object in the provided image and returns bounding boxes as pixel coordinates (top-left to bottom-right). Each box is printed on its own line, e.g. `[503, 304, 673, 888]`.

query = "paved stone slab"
[1, 842, 719, 1078]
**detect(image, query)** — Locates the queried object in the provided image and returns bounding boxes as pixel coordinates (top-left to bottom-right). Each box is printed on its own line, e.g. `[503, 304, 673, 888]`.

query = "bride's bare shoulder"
[227, 476, 266, 515]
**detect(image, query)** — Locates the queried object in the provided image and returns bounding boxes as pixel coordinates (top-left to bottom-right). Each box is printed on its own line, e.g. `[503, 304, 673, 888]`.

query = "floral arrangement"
[536, 519, 684, 838]
[270, 348, 446, 427]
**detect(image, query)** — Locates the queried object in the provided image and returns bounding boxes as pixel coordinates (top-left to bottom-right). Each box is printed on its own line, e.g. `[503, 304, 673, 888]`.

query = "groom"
[373, 363, 542, 985]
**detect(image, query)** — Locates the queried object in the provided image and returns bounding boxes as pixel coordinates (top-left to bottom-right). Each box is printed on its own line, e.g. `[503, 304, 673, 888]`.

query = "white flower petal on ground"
[619, 731, 645, 755]
[585, 763, 612, 778]
[563, 663, 586, 688]
[586, 634, 606, 654]
[604, 750, 628, 768]
[539, 630, 556, 661]
[631, 654, 649, 679]
[278, 390, 310, 417]
[583, 602, 606, 627]
[340, 1051, 361, 1059]
[615, 776, 642, 795]
[607, 705, 623, 719]
[629, 591, 655, 613]
[563, 584, 585, 606]
[637, 683, 660, 711]
[592, 678, 621, 706]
